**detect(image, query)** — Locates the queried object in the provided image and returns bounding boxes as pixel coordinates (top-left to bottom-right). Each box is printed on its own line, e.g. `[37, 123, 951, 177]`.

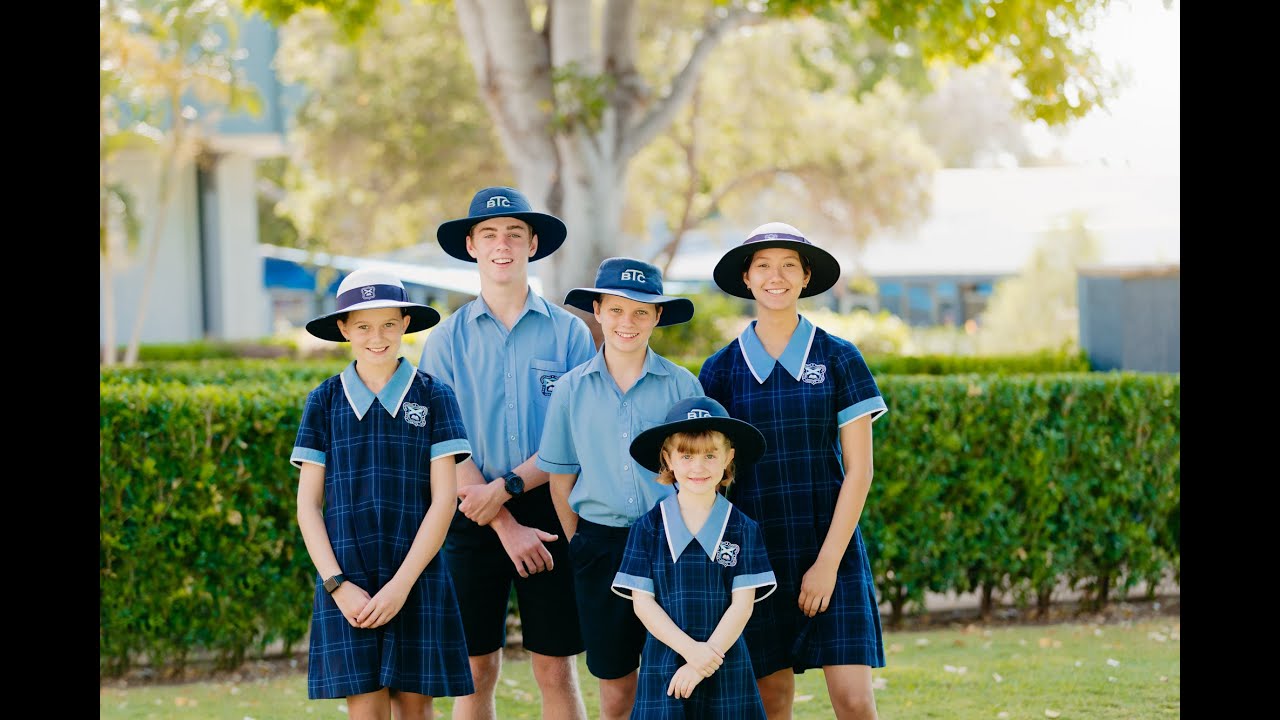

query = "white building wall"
[100, 147, 203, 346]
[206, 154, 270, 340]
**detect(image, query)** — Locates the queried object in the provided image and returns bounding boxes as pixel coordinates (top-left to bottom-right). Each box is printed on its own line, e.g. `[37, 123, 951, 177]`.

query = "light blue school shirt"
[419, 287, 595, 481]
[536, 346, 704, 527]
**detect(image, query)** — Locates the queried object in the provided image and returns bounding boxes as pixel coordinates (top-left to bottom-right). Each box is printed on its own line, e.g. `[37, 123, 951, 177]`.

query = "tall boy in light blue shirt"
[539, 257, 704, 720]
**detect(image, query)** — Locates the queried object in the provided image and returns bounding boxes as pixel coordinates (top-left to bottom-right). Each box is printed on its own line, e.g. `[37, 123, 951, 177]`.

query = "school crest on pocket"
[715, 541, 740, 568]
[539, 374, 560, 396]
[801, 363, 826, 385]
[403, 402, 429, 427]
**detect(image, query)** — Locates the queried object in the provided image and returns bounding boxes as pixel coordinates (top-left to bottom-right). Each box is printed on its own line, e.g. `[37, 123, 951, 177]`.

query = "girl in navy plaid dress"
[612, 396, 776, 719]
[700, 223, 889, 719]
[291, 268, 474, 719]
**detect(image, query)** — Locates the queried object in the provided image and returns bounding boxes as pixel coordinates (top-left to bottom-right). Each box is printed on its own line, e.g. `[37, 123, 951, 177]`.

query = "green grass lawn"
[99, 618, 1178, 719]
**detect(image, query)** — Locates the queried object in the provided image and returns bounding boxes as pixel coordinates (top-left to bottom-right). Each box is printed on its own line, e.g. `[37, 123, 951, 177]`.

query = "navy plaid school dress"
[699, 317, 889, 677]
[291, 360, 475, 699]
[612, 494, 776, 719]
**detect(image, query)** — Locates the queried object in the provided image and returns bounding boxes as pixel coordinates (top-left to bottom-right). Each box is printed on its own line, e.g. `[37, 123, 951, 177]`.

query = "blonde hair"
[656, 430, 736, 491]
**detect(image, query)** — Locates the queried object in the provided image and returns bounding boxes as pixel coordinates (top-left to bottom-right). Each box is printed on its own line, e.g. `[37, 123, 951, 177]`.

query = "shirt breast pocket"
[530, 359, 566, 408]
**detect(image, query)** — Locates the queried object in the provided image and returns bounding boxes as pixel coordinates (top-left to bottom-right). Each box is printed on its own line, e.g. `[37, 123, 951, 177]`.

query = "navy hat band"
[336, 283, 409, 310]
[746, 231, 807, 245]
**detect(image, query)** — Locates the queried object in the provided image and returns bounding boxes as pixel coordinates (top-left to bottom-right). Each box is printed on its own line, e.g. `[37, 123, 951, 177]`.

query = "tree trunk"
[979, 582, 996, 621]
[1036, 586, 1053, 620]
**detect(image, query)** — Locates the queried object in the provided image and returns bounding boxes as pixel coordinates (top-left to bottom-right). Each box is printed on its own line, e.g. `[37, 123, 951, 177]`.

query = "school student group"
[290, 186, 891, 720]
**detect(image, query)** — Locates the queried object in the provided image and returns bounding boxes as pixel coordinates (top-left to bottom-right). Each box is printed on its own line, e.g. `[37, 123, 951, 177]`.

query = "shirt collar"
[465, 286, 551, 325]
[581, 346, 672, 379]
[738, 315, 817, 384]
[660, 493, 732, 563]
[340, 357, 416, 420]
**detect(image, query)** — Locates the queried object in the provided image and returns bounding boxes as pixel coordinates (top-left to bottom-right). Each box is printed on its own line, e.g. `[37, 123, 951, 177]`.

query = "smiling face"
[660, 430, 736, 497]
[465, 217, 538, 285]
[336, 307, 410, 369]
[594, 294, 663, 358]
[742, 247, 812, 311]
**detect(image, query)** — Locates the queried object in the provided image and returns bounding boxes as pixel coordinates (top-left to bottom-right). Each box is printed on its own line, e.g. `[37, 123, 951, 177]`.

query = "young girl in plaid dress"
[291, 268, 474, 719]
[612, 396, 776, 719]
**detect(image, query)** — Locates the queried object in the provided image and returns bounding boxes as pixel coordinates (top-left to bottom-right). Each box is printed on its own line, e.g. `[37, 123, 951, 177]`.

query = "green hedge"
[100, 370, 1178, 675]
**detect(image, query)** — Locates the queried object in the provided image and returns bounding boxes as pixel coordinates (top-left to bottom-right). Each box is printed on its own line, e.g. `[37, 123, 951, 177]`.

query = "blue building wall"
[1078, 266, 1179, 372]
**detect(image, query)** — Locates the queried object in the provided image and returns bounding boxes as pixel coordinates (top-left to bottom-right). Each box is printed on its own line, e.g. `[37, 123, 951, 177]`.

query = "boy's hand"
[681, 641, 725, 677]
[356, 578, 411, 629]
[331, 582, 372, 627]
[492, 519, 557, 577]
[667, 664, 705, 699]
[457, 481, 510, 526]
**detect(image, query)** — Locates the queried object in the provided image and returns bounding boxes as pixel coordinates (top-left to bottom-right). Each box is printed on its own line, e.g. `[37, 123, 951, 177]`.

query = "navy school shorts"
[569, 517, 648, 680]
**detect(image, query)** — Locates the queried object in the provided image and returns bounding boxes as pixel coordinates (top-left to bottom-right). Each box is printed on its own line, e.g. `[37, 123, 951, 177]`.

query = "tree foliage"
[271, 1, 508, 257]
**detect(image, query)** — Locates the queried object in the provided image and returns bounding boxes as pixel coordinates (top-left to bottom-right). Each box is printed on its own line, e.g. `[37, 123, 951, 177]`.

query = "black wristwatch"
[501, 471, 525, 498]
[323, 574, 346, 594]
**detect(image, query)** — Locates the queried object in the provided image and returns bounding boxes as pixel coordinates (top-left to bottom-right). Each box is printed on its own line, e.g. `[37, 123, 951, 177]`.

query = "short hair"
[656, 430, 736, 491]
[469, 218, 533, 237]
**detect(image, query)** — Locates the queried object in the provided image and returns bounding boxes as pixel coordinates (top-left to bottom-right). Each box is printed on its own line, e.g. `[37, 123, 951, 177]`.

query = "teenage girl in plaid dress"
[699, 223, 889, 719]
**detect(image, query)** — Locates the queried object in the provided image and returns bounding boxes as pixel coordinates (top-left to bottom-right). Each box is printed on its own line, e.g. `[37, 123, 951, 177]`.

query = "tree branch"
[619, 7, 760, 162]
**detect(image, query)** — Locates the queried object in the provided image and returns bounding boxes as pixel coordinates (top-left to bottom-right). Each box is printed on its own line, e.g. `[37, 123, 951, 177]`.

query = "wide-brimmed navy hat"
[305, 267, 441, 342]
[564, 257, 694, 327]
[712, 221, 841, 299]
[436, 186, 567, 263]
[629, 396, 766, 474]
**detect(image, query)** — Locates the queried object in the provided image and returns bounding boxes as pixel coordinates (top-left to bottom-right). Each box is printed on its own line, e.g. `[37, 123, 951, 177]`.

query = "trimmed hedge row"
[101, 348, 1089, 388]
[99, 371, 1178, 675]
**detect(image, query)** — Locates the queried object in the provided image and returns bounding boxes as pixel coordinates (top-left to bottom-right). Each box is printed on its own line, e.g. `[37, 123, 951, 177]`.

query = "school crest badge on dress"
[801, 363, 827, 385]
[403, 402, 429, 427]
[715, 541, 740, 568]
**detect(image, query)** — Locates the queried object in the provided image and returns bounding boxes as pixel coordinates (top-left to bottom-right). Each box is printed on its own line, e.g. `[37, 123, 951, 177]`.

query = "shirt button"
[509, 435, 516, 440]
[622, 432, 628, 438]
[506, 372, 512, 378]
[623, 465, 630, 471]
[508, 403, 514, 408]
[628, 497, 634, 504]
[622, 402, 628, 407]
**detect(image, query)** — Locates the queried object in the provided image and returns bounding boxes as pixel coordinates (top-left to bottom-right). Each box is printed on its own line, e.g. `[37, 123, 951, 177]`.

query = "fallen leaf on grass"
[795, 694, 814, 703]
[889, 643, 904, 653]
[992, 673, 1003, 683]
[997, 713, 1010, 719]
[872, 677, 888, 690]
[1044, 710, 1061, 718]
[1106, 658, 1120, 667]
[1038, 637, 1053, 648]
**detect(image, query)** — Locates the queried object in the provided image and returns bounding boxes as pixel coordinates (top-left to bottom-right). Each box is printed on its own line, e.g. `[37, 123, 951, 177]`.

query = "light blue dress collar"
[464, 286, 551, 325]
[659, 493, 732, 563]
[737, 315, 817, 384]
[340, 357, 416, 420]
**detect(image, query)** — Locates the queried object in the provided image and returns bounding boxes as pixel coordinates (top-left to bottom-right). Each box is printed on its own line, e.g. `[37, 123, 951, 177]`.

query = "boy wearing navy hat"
[537, 257, 704, 719]
[611, 396, 776, 719]
[292, 267, 474, 717]
[419, 186, 594, 719]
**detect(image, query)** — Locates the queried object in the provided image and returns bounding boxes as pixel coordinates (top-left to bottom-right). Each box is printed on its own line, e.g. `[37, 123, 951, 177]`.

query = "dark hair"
[742, 248, 812, 274]
[335, 307, 411, 324]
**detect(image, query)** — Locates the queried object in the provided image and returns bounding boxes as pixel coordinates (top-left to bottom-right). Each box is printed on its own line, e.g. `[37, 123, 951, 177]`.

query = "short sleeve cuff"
[536, 456, 582, 474]
[837, 396, 888, 427]
[290, 446, 325, 469]
[611, 573, 655, 599]
[431, 438, 472, 462]
[732, 571, 778, 602]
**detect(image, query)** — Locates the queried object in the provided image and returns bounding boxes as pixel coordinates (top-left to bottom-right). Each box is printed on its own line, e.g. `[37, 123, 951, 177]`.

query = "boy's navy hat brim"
[564, 256, 695, 326]
[305, 280, 441, 342]
[712, 230, 841, 300]
[437, 186, 567, 263]
[563, 288, 694, 327]
[629, 397, 766, 474]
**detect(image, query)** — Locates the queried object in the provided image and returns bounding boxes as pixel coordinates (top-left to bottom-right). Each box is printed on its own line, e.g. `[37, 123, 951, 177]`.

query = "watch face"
[506, 474, 524, 495]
